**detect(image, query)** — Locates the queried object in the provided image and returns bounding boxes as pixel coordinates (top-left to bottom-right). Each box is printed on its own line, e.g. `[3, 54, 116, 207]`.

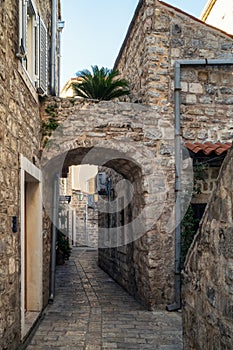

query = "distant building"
[200, 0, 233, 34]
[60, 77, 82, 97]
[60, 165, 99, 248]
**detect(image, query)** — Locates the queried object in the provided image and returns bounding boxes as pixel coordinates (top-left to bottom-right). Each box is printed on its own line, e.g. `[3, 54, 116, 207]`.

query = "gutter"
[167, 58, 233, 311]
[49, 173, 59, 303]
[57, 20, 65, 96]
[51, 0, 57, 95]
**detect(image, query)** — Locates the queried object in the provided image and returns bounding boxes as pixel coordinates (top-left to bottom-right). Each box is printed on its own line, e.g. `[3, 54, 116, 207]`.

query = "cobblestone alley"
[25, 248, 183, 350]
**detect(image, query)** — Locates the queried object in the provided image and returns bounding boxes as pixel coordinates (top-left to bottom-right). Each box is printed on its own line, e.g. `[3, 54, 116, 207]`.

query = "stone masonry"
[0, 1, 58, 349]
[110, 0, 233, 309]
[25, 248, 183, 350]
[41, 0, 233, 312]
[72, 191, 98, 248]
[1, 0, 233, 348]
[182, 147, 233, 350]
[42, 55, 233, 312]
[41, 98, 177, 309]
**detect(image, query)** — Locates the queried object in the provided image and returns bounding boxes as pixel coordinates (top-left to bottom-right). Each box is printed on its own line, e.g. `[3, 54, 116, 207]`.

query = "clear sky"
[60, 0, 208, 89]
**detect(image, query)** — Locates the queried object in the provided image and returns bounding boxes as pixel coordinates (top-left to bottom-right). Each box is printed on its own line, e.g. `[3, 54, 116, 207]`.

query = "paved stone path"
[26, 248, 183, 350]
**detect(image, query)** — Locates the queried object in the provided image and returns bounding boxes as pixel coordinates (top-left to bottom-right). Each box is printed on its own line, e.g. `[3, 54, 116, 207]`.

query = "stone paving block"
[25, 248, 183, 350]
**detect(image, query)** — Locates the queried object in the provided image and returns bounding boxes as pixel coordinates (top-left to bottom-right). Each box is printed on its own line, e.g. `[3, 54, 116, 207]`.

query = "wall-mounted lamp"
[58, 20, 65, 32]
[77, 193, 84, 201]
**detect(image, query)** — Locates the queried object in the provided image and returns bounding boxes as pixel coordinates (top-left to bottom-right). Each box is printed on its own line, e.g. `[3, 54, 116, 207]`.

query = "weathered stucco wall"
[182, 148, 233, 350]
[0, 1, 52, 349]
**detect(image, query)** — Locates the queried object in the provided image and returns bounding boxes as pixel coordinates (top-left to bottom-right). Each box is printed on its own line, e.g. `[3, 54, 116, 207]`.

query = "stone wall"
[41, 98, 176, 309]
[41, 0, 233, 310]
[98, 167, 138, 298]
[112, 0, 233, 309]
[182, 148, 233, 350]
[0, 1, 53, 349]
[72, 191, 98, 248]
[40, 0, 233, 314]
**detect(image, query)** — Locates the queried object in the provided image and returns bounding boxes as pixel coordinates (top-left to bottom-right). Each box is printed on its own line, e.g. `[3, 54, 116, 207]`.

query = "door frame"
[20, 154, 43, 338]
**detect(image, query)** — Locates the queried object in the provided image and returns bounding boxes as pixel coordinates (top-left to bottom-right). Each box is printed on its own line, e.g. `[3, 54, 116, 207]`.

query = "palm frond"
[72, 65, 130, 101]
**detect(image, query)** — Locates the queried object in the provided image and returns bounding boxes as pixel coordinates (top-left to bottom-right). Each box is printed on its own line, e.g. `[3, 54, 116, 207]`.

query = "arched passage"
[41, 98, 192, 308]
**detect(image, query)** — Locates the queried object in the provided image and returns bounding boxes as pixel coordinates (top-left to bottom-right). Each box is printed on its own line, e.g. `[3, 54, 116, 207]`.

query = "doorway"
[20, 155, 43, 338]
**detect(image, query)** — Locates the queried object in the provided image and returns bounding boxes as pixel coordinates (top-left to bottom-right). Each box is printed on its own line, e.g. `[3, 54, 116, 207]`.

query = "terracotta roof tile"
[185, 141, 232, 156]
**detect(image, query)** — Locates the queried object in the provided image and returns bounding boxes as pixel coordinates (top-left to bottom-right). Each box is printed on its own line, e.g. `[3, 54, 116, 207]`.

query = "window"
[18, 0, 47, 95]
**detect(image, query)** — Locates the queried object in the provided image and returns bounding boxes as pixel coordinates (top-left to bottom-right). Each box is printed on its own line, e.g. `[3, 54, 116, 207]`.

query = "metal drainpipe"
[51, 0, 57, 96]
[57, 20, 65, 96]
[167, 58, 233, 312]
[49, 173, 59, 303]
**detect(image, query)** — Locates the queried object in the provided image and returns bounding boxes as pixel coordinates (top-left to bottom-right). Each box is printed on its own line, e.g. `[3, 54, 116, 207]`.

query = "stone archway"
[41, 98, 191, 309]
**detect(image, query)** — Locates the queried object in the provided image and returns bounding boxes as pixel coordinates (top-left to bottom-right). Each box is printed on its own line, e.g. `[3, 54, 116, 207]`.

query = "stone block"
[186, 94, 197, 105]
[189, 83, 203, 94]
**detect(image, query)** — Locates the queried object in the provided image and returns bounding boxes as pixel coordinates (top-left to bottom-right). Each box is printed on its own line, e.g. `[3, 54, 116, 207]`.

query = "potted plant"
[56, 229, 71, 265]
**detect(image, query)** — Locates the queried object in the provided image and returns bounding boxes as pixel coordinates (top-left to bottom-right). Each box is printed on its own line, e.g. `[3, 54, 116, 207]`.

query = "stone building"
[41, 0, 233, 312]
[0, 1, 62, 349]
[3, 0, 232, 347]
[95, 0, 233, 310]
[59, 165, 99, 248]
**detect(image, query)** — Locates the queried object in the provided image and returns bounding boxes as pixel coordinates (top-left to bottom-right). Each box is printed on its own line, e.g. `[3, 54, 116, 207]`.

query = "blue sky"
[60, 0, 208, 88]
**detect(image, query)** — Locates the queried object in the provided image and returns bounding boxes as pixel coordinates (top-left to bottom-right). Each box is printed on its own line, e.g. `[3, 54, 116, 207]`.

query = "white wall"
[201, 0, 233, 34]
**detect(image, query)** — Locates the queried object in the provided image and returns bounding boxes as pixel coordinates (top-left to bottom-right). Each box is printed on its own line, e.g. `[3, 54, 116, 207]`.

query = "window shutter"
[18, 0, 27, 57]
[38, 17, 47, 95]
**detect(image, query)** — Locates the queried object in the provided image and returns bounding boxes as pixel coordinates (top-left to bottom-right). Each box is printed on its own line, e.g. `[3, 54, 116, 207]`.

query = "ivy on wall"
[181, 162, 208, 268]
[42, 104, 59, 147]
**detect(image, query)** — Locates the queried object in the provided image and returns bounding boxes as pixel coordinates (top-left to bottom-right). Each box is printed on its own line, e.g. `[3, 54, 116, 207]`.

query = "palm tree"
[72, 65, 130, 101]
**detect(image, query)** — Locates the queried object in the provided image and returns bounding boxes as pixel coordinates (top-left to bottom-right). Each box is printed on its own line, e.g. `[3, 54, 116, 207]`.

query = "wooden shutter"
[18, 0, 27, 57]
[38, 17, 47, 95]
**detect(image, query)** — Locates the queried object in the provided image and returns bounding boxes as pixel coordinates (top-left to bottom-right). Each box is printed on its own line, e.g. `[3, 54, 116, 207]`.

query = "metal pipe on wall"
[167, 58, 233, 312]
[49, 173, 59, 303]
[57, 20, 65, 96]
[51, 0, 57, 95]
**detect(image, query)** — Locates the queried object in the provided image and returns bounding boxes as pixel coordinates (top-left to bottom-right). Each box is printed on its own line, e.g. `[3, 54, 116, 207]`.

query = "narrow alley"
[25, 248, 183, 350]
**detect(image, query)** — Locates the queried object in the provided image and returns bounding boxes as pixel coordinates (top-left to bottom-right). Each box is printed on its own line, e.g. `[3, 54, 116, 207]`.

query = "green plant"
[181, 205, 198, 268]
[193, 163, 208, 194]
[42, 107, 60, 148]
[42, 118, 59, 136]
[56, 229, 71, 264]
[72, 65, 130, 100]
[45, 103, 58, 118]
[180, 162, 208, 267]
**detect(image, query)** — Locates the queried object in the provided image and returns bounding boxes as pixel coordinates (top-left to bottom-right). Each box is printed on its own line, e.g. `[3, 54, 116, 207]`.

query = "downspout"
[166, 61, 182, 311]
[51, 0, 57, 95]
[167, 58, 233, 312]
[57, 20, 65, 96]
[49, 173, 59, 303]
[85, 201, 89, 246]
